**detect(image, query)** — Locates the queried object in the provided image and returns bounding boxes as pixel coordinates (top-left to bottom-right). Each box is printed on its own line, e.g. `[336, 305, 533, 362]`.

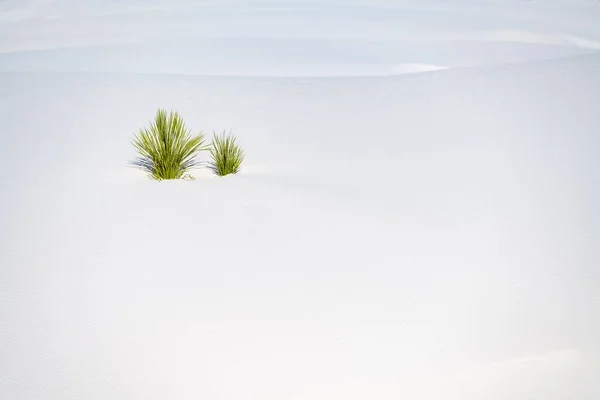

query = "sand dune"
[1, 1, 599, 399]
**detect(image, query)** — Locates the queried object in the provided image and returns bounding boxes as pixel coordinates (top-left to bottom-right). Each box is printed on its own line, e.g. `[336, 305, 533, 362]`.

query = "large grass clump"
[209, 131, 245, 176]
[133, 109, 207, 180]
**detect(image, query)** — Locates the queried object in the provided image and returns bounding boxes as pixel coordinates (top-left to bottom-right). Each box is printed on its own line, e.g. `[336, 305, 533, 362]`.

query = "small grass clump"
[209, 131, 245, 176]
[133, 109, 207, 180]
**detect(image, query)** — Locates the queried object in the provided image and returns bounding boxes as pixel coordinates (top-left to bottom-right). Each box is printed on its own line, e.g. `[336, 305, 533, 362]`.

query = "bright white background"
[1, 1, 599, 399]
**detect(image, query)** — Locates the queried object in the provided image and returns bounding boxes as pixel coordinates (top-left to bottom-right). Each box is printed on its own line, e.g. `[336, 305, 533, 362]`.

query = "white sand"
[1, 1, 599, 399]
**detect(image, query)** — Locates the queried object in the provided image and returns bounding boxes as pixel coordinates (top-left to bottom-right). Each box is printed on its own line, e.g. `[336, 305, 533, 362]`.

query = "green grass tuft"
[132, 109, 207, 180]
[209, 131, 245, 176]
